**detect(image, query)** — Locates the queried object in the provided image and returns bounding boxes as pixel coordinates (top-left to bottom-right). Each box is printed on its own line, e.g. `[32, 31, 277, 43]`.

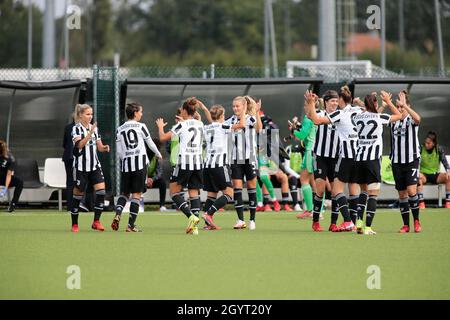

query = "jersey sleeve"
[246, 115, 257, 128]
[223, 116, 234, 126]
[327, 110, 342, 124]
[171, 122, 184, 136]
[379, 113, 391, 125]
[94, 127, 101, 141]
[141, 124, 151, 140]
[221, 124, 232, 133]
[294, 116, 313, 141]
[71, 125, 81, 142]
[116, 129, 124, 160]
[438, 146, 450, 172]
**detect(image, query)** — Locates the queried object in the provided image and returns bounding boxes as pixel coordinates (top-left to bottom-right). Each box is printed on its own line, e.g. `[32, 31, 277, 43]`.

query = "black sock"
[365, 195, 377, 227]
[115, 195, 128, 216]
[234, 188, 244, 221]
[208, 194, 232, 216]
[71, 195, 82, 225]
[313, 194, 322, 223]
[190, 197, 201, 217]
[356, 192, 368, 221]
[348, 195, 359, 224]
[263, 194, 270, 206]
[336, 193, 351, 222]
[289, 176, 298, 205]
[409, 194, 420, 221]
[248, 188, 257, 221]
[128, 198, 139, 227]
[172, 193, 192, 218]
[399, 198, 410, 226]
[94, 189, 105, 221]
[331, 197, 339, 225]
[281, 192, 289, 205]
[203, 196, 216, 212]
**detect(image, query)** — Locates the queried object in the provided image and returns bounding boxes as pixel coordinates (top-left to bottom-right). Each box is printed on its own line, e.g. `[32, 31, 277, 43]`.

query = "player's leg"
[91, 181, 106, 231]
[7, 175, 23, 213]
[127, 192, 142, 232]
[436, 172, 450, 208]
[356, 184, 368, 234]
[70, 169, 86, 232]
[398, 189, 410, 233]
[417, 173, 426, 208]
[288, 175, 301, 211]
[276, 171, 292, 211]
[246, 177, 258, 230]
[312, 177, 326, 231]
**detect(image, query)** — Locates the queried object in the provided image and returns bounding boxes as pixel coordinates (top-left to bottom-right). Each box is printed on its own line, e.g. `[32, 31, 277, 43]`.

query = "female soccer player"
[385, 91, 422, 233]
[0, 140, 23, 213]
[353, 91, 403, 235]
[225, 96, 262, 230]
[305, 86, 362, 232]
[112, 102, 162, 232]
[156, 97, 204, 235]
[70, 104, 110, 233]
[201, 104, 246, 230]
[307, 90, 340, 232]
[417, 131, 450, 209]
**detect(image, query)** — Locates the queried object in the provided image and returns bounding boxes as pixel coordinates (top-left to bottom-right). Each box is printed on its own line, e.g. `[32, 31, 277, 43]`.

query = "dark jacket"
[62, 122, 75, 161]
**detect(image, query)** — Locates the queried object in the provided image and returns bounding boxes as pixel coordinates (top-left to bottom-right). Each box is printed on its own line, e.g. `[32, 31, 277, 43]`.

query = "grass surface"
[0, 209, 449, 299]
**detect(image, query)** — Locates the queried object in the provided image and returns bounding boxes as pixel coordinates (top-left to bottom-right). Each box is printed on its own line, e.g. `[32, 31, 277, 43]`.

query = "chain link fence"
[1, 65, 449, 83]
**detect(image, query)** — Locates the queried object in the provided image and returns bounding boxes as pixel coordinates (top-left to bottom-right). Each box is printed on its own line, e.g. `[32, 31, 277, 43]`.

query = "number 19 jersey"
[171, 119, 204, 170]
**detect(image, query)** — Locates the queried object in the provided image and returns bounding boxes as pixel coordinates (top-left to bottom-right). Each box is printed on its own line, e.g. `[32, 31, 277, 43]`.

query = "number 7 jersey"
[171, 119, 204, 170]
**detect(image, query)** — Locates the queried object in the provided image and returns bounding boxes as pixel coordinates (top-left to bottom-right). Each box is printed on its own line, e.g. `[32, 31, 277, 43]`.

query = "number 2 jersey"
[353, 112, 391, 161]
[171, 119, 204, 170]
[116, 120, 161, 172]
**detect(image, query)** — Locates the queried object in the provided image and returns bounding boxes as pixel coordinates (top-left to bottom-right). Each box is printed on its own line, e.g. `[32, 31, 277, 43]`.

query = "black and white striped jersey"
[354, 112, 391, 161]
[171, 119, 204, 170]
[116, 120, 162, 173]
[327, 105, 362, 159]
[314, 110, 340, 158]
[72, 123, 101, 172]
[389, 115, 420, 164]
[224, 115, 258, 164]
[203, 122, 233, 168]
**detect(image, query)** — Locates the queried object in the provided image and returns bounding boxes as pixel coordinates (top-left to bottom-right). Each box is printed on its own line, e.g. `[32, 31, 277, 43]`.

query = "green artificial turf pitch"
[0, 209, 449, 299]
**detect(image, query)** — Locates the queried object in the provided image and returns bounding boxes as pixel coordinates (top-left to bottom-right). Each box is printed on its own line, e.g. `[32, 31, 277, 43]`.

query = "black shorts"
[355, 159, 381, 185]
[203, 166, 233, 193]
[121, 168, 147, 194]
[231, 160, 258, 181]
[392, 159, 420, 191]
[314, 156, 337, 182]
[170, 165, 203, 189]
[422, 172, 440, 185]
[74, 167, 105, 191]
[334, 157, 358, 183]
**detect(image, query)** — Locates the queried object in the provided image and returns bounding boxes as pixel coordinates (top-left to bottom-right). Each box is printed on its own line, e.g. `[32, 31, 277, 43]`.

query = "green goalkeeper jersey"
[294, 115, 316, 151]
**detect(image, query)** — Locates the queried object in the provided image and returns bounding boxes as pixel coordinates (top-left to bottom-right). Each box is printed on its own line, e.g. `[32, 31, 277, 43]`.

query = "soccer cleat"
[414, 220, 421, 233]
[91, 220, 105, 231]
[328, 224, 339, 232]
[256, 205, 265, 212]
[264, 204, 273, 212]
[364, 226, 377, 235]
[356, 219, 364, 234]
[272, 200, 281, 212]
[296, 211, 312, 219]
[192, 226, 199, 235]
[203, 225, 212, 230]
[445, 202, 450, 209]
[249, 220, 256, 230]
[202, 213, 221, 230]
[7, 203, 15, 213]
[233, 220, 247, 229]
[186, 214, 200, 234]
[312, 222, 323, 232]
[71, 224, 79, 233]
[126, 225, 142, 232]
[294, 203, 303, 212]
[338, 221, 354, 232]
[419, 202, 425, 209]
[283, 204, 294, 212]
[399, 225, 410, 233]
[111, 214, 121, 231]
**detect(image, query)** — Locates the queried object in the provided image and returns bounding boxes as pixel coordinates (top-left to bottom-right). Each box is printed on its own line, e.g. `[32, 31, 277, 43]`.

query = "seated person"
[0, 140, 23, 213]
[417, 131, 450, 208]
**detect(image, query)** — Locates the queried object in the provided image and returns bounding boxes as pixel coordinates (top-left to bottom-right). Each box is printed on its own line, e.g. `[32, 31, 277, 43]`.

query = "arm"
[304, 91, 331, 125]
[4, 170, 13, 189]
[293, 116, 313, 141]
[438, 146, 450, 173]
[96, 139, 110, 153]
[197, 100, 213, 124]
[74, 124, 96, 150]
[156, 118, 174, 142]
[380, 91, 403, 122]
[145, 138, 162, 159]
[254, 99, 263, 132]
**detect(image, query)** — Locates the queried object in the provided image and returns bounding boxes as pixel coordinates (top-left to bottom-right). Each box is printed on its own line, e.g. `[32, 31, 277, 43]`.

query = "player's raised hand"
[398, 91, 407, 106]
[380, 90, 392, 103]
[304, 90, 316, 105]
[156, 118, 167, 128]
